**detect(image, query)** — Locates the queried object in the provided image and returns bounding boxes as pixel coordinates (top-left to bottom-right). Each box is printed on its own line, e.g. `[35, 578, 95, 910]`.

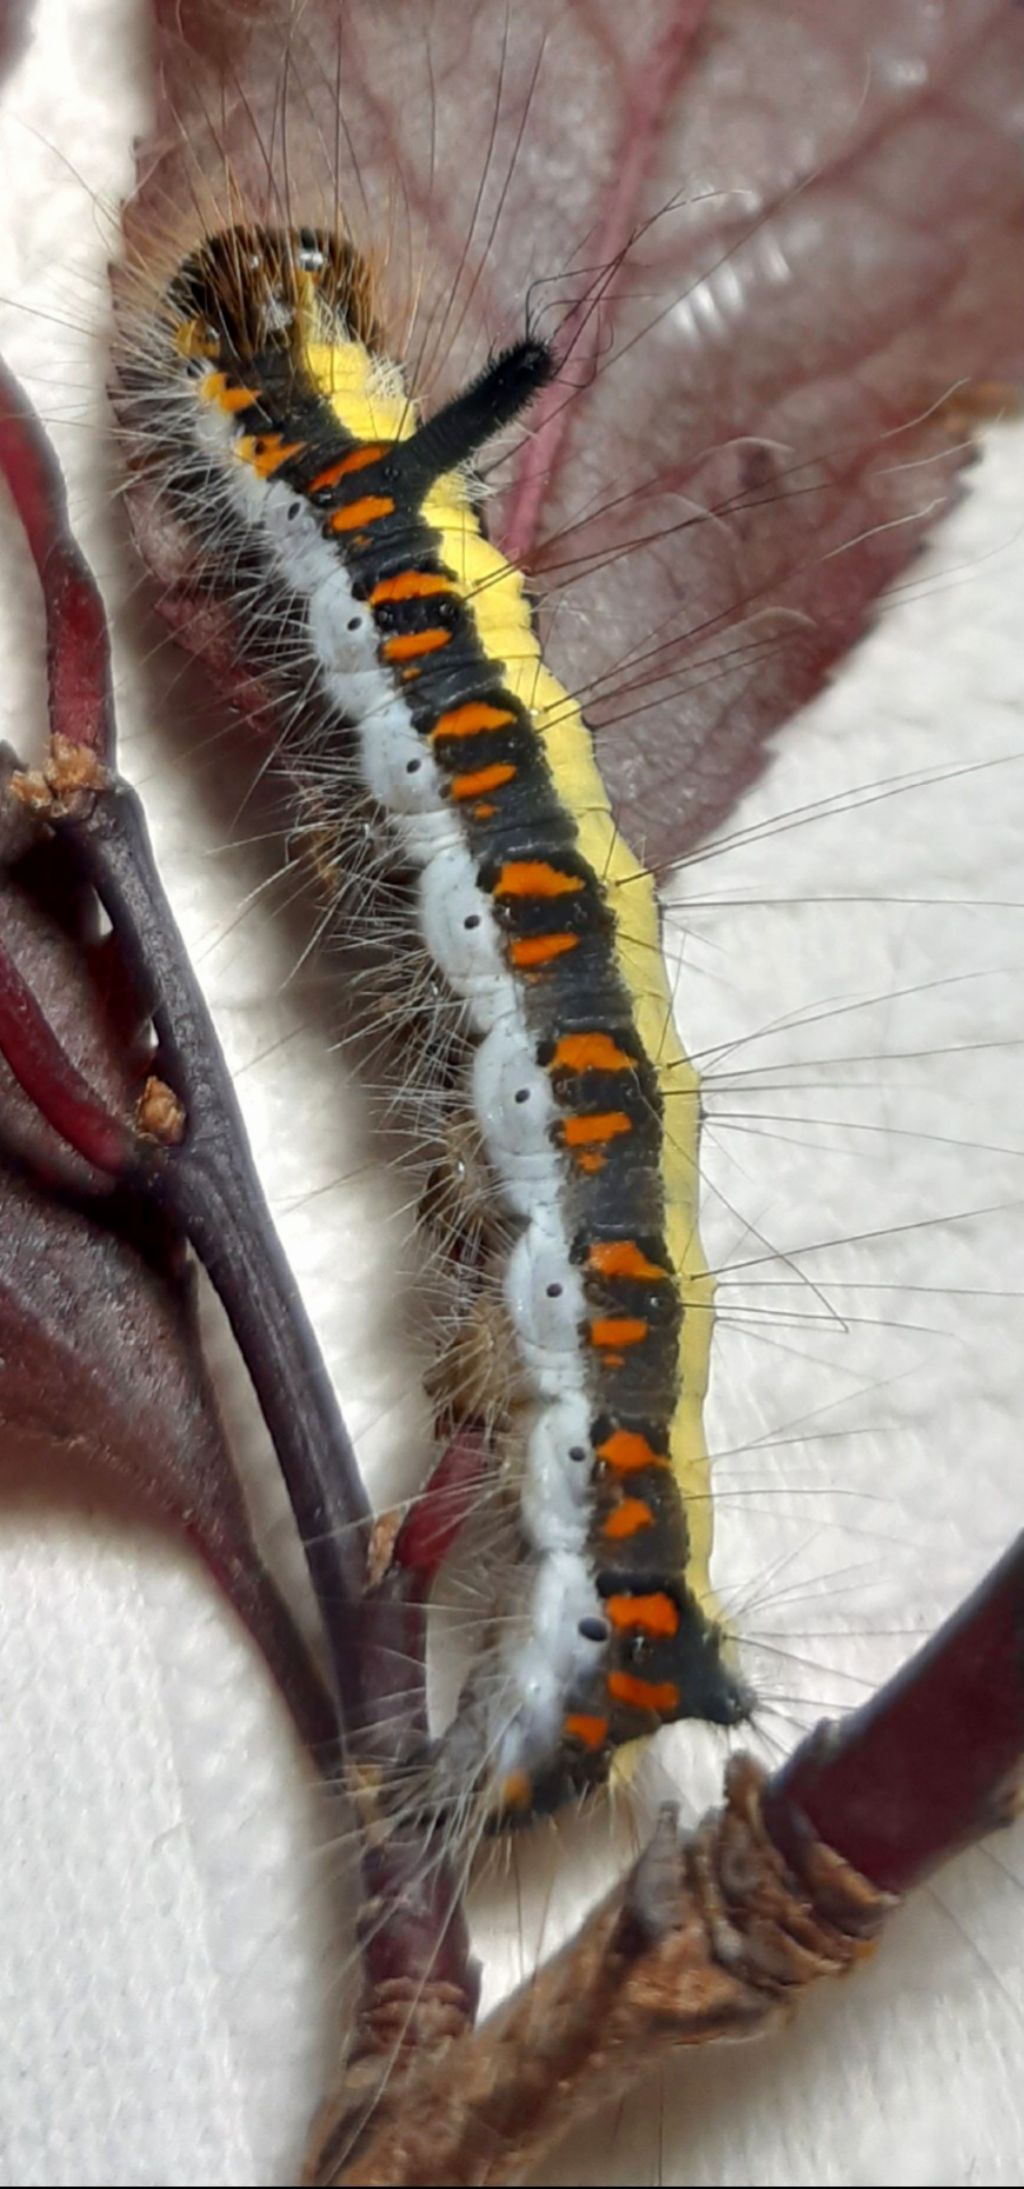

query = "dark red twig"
[0, 354, 475, 2028]
[765, 1531, 1024, 1893]
[0, 360, 372, 1734]
[69, 776, 378, 1706]
[0, 358, 117, 759]
[3, 748, 376, 1736]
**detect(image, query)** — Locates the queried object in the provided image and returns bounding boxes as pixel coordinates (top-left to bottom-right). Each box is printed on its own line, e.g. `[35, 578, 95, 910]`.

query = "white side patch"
[472, 1009, 558, 1219]
[520, 1394, 594, 1553]
[504, 1207, 586, 1399]
[417, 844, 511, 1031]
[492, 1552, 606, 1779]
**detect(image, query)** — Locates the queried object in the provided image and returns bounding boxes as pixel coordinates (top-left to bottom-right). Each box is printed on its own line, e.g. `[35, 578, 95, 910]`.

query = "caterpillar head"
[166, 223, 382, 366]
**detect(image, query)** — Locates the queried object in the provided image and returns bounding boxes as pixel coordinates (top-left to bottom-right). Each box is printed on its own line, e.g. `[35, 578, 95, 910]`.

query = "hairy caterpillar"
[111, 216, 749, 1835]
[1, 2, 1023, 2185]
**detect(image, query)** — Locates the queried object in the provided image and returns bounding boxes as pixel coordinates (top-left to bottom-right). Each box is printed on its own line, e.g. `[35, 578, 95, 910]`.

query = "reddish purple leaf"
[0, 783, 335, 1759]
[0, 0, 30, 85]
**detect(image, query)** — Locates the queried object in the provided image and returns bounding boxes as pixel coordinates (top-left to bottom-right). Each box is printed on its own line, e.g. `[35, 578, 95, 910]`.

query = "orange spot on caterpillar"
[382, 629, 452, 662]
[549, 1031, 634, 1074]
[561, 1110, 632, 1148]
[497, 1769, 534, 1812]
[563, 1713, 609, 1752]
[449, 761, 517, 801]
[602, 1353, 626, 1368]
[175, 320, 219, 362]
[473, 802, 497, 819]
[329, 495, 395, 531]
[430, 700, 516, 742]
[509, 932, 579, 969]
[576, 1149, 607, 1174]
[586, 1240, 667, 1281]
[602, 1498, 654, 1540]
[596, 1428, 668, 1475]
[218, 384, 260, 414]
[493, 861, 584, 899]
[370, 571, 457, 605]
[310, 442, 392, 488]
[607, 1672, 680, 1716]
[605, 1592, 680, 1639]
[198, 370, 230, 403]
[401, 667, 421, 682]
[247, 434, 306, 477]
[236, 431, 300, 471]
[590, 1316, 649, 1350]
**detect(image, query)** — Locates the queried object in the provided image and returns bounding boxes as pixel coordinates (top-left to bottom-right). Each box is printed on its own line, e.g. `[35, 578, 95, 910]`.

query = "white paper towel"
[0, 4, 1022, 2183]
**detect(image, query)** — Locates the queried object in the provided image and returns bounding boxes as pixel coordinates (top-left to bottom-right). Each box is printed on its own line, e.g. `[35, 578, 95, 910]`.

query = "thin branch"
[4, 741, 376, 1742]
[0, 357, 117, 758]
[766, 1530, 1024, 1892]
[0, 357, 476, 2028]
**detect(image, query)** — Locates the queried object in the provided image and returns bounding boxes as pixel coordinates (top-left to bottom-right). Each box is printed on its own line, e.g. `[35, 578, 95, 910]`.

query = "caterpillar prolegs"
[114, 222, 749, 1825]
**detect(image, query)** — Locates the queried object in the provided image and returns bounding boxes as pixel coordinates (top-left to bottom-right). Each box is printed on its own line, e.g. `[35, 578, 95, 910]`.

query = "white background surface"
[1, 2, 1023, 2183]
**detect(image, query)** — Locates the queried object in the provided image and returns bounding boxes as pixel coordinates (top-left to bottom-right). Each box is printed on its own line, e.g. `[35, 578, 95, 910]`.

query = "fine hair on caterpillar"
[133, 209, 753, 1837]
[113, 106, 759, 1839]
[1, 4, 1023, 2185]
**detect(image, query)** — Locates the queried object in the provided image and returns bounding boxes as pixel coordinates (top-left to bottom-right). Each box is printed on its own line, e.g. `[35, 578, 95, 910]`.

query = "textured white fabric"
[0, 3, 1022, 2183]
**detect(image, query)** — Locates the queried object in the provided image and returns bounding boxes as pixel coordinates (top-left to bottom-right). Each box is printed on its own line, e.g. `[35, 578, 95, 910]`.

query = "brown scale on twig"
[308, 1758, 890, 2188]
[308, 1535, 1024, 2185]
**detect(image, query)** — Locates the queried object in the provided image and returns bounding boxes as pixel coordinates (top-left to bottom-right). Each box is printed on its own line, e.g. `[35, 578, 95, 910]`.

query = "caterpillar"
[112, 216, 750, 1831]
[1, 2, 1023, 2184]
